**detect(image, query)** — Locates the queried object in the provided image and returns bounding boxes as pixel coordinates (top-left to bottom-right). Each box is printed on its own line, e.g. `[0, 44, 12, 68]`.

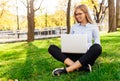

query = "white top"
[70, 23, 100, 49]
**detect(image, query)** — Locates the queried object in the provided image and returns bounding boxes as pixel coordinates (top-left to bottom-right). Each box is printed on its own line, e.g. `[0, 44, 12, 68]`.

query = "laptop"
[61, 34, 88, 54]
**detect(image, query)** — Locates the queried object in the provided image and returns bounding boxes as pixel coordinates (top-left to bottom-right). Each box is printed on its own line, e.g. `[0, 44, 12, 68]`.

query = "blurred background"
[0, 0, 119, 42]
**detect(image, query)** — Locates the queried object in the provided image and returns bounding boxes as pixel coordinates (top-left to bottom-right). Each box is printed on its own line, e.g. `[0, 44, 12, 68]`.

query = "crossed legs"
[48, 44, 102, 73]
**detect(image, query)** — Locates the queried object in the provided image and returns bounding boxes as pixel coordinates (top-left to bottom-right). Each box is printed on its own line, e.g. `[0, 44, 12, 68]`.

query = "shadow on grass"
[1, 42, 54, 80]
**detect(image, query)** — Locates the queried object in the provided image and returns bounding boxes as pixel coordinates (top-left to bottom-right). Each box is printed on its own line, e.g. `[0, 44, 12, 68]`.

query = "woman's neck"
[80, 20, 88, 26]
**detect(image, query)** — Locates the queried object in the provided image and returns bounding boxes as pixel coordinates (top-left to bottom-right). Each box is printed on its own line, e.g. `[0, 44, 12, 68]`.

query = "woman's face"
[75, 9, 86, 23]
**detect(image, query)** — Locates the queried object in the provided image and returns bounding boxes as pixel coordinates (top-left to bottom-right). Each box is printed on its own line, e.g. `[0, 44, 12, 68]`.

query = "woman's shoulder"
[86, 23, 99, 32]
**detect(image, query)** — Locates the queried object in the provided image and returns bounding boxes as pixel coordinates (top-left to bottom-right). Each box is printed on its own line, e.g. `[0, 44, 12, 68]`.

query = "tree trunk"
[116, 0, 120, 28]
[27, 0, 35, 42]
[66, 0, 71, 34]
[108, 0, 116, 32]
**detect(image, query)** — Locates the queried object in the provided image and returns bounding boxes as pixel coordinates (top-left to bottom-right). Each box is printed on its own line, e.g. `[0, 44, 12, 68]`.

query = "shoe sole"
[88, 64, 92, 72]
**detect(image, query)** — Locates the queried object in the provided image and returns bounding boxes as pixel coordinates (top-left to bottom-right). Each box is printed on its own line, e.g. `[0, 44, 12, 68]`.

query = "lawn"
[0, 30, 120, 81]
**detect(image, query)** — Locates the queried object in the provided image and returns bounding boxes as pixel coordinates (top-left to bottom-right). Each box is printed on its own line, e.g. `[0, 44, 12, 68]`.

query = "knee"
[93, 44, 102, 49]
[48, 44, 58, 53]
[91, 44, 102, 53]
[48, 44, 55, 52]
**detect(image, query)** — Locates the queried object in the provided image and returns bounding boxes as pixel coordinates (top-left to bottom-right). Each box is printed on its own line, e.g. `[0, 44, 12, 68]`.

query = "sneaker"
[79, 64, 92, 72]
[52, 68, 67, 76]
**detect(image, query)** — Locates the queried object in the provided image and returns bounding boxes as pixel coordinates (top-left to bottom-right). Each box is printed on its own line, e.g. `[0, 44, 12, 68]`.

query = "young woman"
[48, 4, 102, 76]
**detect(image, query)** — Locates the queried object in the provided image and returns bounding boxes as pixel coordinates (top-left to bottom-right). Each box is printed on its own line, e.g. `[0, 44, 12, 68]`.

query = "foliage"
[0, 0, 27, 30]
[80, 0, 98, 9]
[35, 10, 67, 28]
[0, 29, 120, 81]
[0, 11, 16, 30]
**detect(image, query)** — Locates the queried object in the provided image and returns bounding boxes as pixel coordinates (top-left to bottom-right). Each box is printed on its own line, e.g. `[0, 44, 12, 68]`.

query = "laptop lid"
[61, 34, 88, 54]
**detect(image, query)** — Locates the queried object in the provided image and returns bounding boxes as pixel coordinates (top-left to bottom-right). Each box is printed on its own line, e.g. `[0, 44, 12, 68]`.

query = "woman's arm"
[92, 25, 101, 45]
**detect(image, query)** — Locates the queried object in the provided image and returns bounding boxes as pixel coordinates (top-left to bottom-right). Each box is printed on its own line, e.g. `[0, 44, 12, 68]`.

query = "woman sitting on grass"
[48, 4, 102, 76]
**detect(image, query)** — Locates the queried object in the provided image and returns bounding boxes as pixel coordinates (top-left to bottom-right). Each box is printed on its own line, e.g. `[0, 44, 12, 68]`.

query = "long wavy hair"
[74, 4, 93, 24]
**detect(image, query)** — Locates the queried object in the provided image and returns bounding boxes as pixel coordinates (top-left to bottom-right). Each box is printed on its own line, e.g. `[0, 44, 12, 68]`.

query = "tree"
[21, 0, 43, 42]
[66, 0, 71, 34]
[91, 0, 108, 23]
[108, 0, 116, 32]
[26, 0, 35, 42]
[116, 0, 120, 28]
[80, 0, 108, 31]
[80, 0, 108, 24]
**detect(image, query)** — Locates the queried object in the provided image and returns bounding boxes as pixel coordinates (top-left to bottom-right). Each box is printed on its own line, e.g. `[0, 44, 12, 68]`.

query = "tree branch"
[34, 0, 44, 12]
[20, 0, 27, 8]
[91, 0, 98, 13]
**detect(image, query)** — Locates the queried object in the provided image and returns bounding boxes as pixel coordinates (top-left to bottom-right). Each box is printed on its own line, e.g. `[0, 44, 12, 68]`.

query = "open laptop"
[61, 34, 88, 54]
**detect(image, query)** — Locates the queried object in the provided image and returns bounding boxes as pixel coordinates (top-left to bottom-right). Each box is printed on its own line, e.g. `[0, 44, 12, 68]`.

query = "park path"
[0, 35, 60, 44]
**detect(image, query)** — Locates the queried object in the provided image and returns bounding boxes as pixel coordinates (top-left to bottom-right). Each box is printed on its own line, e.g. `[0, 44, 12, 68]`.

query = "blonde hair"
[74, 4, 93, 24]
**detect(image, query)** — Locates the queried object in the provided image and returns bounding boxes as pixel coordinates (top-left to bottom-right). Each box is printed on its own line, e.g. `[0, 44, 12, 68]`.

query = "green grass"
[0, 30, 120, 81]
